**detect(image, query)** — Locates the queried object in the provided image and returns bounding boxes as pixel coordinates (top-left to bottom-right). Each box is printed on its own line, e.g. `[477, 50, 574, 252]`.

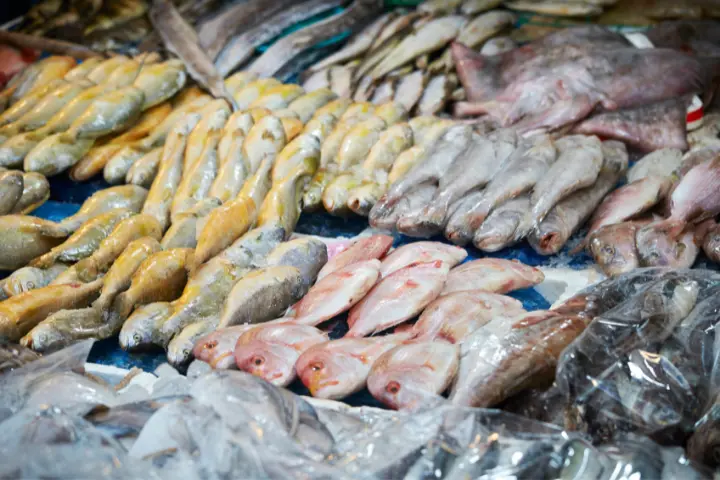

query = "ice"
[186, 359, 212, 380]
[151, 363, 191, 398]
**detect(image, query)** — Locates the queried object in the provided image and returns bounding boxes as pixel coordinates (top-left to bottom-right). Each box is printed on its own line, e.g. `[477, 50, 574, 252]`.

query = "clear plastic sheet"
[555, 268, 720, 451]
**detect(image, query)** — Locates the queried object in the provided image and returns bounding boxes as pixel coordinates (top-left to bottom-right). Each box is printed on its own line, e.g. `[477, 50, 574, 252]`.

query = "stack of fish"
[502, 0, 618, 17]
[0, 53, 188, 177]
[366, 128, 628, 256]
[191, 235, 563, 411]
[301, 5, 516, 114]
[586, 141, 720, 276]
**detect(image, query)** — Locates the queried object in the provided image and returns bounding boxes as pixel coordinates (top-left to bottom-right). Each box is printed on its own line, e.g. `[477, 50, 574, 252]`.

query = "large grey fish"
[263, 237, 328, 290]
[149, 0, 236, 108]
[249, 0, 383, 78]
[528, 141, 629, 255]
[527, 135, 603, 228]
[473, 194, 531, 252]
[446, 134, 556, 245]
[419, 130, 516, 235]
[215, 0, 345, 77]
[370, 125, 472, 222]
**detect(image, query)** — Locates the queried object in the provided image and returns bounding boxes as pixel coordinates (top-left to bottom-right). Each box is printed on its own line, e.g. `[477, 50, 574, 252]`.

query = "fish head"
[637, 221, 697, 268]
[589, 224, 640, 277]
[167, 339, 194, 368]
[118, 302, 171, 351]
[234, 341, 298, 387]
[295, 345, 366, 399]
[19, 323, 60, 353]
[4, 269, 41, 296]
[192, 332, 238, 370]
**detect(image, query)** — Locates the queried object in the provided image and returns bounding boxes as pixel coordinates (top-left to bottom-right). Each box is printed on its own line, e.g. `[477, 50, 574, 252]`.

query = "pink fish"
[441, 258, 544, 295]
[346, 260, 449, 337]
[316, 234, 394, 280]
[192, 318, 291, 369]
[412, 291, 525, 343]
[234, 323, 328, 386]
[378, 241, 467, 278]
[295, 334, 409, 399]
[367, 342, 459, 410]
[293, 260, 381, 326]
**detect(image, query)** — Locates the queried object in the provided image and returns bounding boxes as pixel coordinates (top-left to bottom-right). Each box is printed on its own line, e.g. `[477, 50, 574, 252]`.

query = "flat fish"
[293, 259, 381, 326]
[347, 260, 449, 337]
[412, 290, 525, 343]
[441, 258, 544, 296]
[368, 342, 460, 410]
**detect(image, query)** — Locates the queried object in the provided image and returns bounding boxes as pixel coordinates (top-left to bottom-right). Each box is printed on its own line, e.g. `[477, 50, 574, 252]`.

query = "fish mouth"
[209, 352, 233, 369]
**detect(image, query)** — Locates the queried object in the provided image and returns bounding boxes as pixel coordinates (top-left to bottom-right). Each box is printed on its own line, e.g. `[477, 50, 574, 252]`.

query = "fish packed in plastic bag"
[0, 337, 714, 479]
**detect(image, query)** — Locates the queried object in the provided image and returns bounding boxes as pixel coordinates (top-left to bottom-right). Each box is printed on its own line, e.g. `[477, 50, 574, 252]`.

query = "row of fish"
[301, 7, 516, 115]
[2, 340, 713, 479]
[190, 234, 555, 411]
[586, 141, 720, 276]
[0, 53, 189, 177]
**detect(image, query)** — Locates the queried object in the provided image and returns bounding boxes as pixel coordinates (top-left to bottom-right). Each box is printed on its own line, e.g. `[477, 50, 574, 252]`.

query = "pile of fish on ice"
[0, 338, 715, 479]
[192, 234, 551, 410]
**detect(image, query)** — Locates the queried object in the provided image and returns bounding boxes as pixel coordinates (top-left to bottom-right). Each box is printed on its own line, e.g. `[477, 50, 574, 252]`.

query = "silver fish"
[473, 194, 531, 252]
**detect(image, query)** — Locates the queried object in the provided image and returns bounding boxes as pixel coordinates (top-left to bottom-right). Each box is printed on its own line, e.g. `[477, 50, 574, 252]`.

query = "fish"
[347, 260, 449, 337]
[142, 113, 201, 231]
[102, 147, 146, 185]
[322, 173, 364, 216]
[166, 316, 220, 368]
[370, 181, 436, 231]
[528, 135, 603, 228]
[191, 194, 257, 273]
[450, 311, 587, 408]
[0, 170, 23, 215]
[58, 185, 148, 233]
[192, 319, 290, 369]
[480, 35, 517, 55]
[636, 222, 700, 268]
[92, 237, 162, 311]
[30, 209, 134, 269]
[72, 214, 163, 282]
[369, 16, 467, 80]
[0, 215, 67, 270]
[286, 88, 336, 124]
[386, 145, 426, 185]
[264, 237, 328, 290]
[0, 79, 66, 133]
[160, 197, 221, 250]
[370, 79, 395, 105]
[504, 1, 602, 16]
[413, 290, 526, 343]
[372, 125, 472, 220]
[111, 248, 192, 324]
[19, 307, 106, 353]
[308, 13, 397, 74]
[419, 131, 516, 235]
[573, 98, 689, 152]
[183, 100, 232, 171]
[8, 56, 77, 106]
[118, 302, 174, 351]
[3, 264, 68, 297]
[218, 266, 305, 328]
[234, 323, 328, 386]
[589, 221, 648, 277]
[393, 70, 426, 112]
[207, 112, 254, 202]
[233, 78, 282, 110]
[249, 84, 305, 112]
[379, 242, 467, 279]
[62, 86, 146, 141]
[11, 172, 49, 215]
[473, 195, 531, 252]
[0, 279, 102, 342]
[415, 74, 453, 116]
[224, 72, 260, 97]
[249, 0, 383, 78]
[242, 114, 287, 174]
[149, 0, 235, 108]
[419, 0, 463, 14]
[70, 145, 126, 184]
[302, 69, 330, 93]
[442, 258, 545, 296]
[171, 109, 228, 219]
[627, 148, 683, 184]
[702, 222, 720, 264]
[528, 142, 629, 255]
[125, 147, 163, 188]
[135, 94, 212, 152]
[447, 134, 557, 245]
[661, 155, 720, 230]
[296, 333, 410, 399]
[316, 234, 393, 280]
[272, 134, 322, 184]
[461, 0, 504, 15]
[367, 342, 460, 410]
[0, 341, 40, 373]
[293, 259, 380, 326]
[22, 134, 94, 177]
[587, 176, 671, 236]
[347, 182, 386, 217]
[258, 158, 317, 236]
[85, 56, 132, 84]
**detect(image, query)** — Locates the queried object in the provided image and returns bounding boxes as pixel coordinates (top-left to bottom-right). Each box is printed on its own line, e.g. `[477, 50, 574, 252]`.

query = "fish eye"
[601, 245, 614, 256]
[183, 349, 190, 357]
[676, 243, 686, 255]
[133, 333, 142, 344]
[310, 361, 324, 372]
[26, 281, 35, 290]
[386, 381, 401, 395]
[252, 355, 265, 366]
[204, 340, 218, 350]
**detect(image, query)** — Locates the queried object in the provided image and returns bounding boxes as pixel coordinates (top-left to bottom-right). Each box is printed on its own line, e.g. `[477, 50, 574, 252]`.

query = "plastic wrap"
[555, 268, 720, 448]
